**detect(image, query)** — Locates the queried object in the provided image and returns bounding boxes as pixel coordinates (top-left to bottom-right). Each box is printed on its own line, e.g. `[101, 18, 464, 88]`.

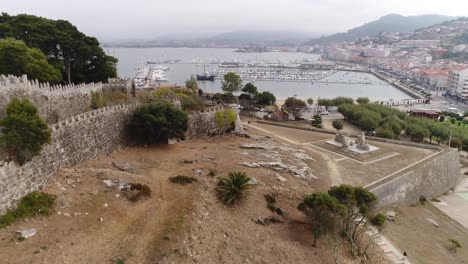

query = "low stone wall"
[0, 104, 138, 214]
[369, 149, 461, 208]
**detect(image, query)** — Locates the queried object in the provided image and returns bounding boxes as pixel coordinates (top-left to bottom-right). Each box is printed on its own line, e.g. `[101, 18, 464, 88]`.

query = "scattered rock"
[179, 159, 198, 164]
[15, 229, 36, 239]
[253, 217, 284, 226]
[194, 169, 203, 177]
[239, 162, 261, 168]
[426, 217, 440, 227]
[249, 178, 259, 185]
[99, 218, 104, 222]
[63, 213, 71, 218]
[275, 174, 287, 182]
[111, 161, 137, 173]
[102, 179, 115, 187]
[386, 211, 396, 221]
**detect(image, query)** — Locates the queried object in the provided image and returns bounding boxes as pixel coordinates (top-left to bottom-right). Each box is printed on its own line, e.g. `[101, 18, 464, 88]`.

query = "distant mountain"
[307, 14, 454, 44]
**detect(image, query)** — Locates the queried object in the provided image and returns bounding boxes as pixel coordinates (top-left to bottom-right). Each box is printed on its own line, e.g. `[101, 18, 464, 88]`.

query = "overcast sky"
[2, 0, 467, 41]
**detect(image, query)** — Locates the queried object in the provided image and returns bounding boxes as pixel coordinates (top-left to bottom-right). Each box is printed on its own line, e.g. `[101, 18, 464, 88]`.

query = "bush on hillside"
[0, 191, 56, 228]
[370, 213, 386, 227]
[0, 98, 51, 164]
[332, 120, 343, 130]
[356, 97, 370, 104]
[127, 100, 188, 145]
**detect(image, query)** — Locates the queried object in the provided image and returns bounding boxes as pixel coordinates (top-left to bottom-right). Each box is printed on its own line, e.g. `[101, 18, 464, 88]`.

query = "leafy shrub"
[208, 168, 217, 177]
[91, 91, 128, 109]
[450, 118, 457, 124]
[122, 183, 151, 202]
[376, 127, 395, 139]
[449, 238, 462, 253]
[169, 175, 198, 185]
[175, 91, 205, 111]
[332, 120, 343, 130]
[356, 97, 370, 104]
[226, 109, 237, 130]
[0, 191, 56, 228]
[215, 111, 225, 130]
[216, 171, 253, 205]
[370, 213, 386, 227]
[127, 100, 188, 145]
[0, 98, 51, 164]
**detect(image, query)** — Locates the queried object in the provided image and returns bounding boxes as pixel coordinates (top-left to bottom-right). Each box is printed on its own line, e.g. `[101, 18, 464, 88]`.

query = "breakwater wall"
[370, 71, 422, 99]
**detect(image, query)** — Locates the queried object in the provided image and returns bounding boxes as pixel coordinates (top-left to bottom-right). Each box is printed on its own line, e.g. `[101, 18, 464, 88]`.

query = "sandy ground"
[1, 133, 382, 264]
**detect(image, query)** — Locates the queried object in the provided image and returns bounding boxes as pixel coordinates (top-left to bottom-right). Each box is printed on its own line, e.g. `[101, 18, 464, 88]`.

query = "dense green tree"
[0, 98, 51, 164]
[127, 100, 188, 145]
[317, 98, 334, 110]
[356, 97, 370, 104]
[241, 82, 258, 98]
[255, 91, 276, 105]
[283, 97, 306, 119]
[0, 13, 117, 84]
[332, 97, 354, 106]
[221, 72, 242, 94]
[328, 185, 376, 256]
[298, 192, 344, 247]
[0, 39, 61, 82]
[185, 75, 199, 92]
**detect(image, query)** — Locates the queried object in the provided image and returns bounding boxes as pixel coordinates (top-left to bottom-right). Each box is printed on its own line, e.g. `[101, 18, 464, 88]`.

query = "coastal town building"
[363, 46, 391, 58]
[395, 39, 441, 48]
[448, 66, 468, 98]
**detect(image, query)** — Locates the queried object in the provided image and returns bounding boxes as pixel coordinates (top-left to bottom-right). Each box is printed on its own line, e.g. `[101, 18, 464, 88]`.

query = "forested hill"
[0, 13, 117, 84]
[306, 14, 454, 44]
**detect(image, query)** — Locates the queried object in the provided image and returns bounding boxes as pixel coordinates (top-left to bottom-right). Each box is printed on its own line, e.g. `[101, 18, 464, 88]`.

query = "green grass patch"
[0, 192, 56, 228]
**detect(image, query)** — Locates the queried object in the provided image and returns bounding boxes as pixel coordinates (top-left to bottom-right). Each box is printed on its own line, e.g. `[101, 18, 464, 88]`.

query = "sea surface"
[111, 47, 410, 101]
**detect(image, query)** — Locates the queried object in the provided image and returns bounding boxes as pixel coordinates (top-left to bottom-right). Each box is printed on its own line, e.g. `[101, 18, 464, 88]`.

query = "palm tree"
[216, 171, 253, 205]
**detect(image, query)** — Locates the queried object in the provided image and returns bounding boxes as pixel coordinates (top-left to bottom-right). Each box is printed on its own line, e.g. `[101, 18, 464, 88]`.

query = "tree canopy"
[127, 101, 188, 145]
[185, 75, 199, 92]
[0, 39, 61, 82]
[283, 97, 306, 119]
[0, 13, 117, 84]
[221, 72, 242, 94]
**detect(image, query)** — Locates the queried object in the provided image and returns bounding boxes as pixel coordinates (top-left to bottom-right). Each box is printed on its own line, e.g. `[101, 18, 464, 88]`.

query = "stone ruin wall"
[0, 103, 139, 214]
[369, 148, 461, 208]
[185, 105, 244, 139]
[0, 75, 103, 123]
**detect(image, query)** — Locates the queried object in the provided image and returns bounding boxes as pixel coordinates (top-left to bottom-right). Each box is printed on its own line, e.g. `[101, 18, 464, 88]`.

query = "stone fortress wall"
[368, 148, 461, 208]
[0, 75, 133, 124]
[0, 75, 103, 123]
[0, 103, 139, 214]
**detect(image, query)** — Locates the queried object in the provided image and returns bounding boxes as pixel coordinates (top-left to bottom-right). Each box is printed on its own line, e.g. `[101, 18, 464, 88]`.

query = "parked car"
[320, 111, 329, 115]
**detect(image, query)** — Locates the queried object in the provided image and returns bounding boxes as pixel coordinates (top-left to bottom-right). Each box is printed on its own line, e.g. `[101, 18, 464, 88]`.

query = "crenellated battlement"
[51, 103, 140, 132]
[0, 74, 103, 95]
